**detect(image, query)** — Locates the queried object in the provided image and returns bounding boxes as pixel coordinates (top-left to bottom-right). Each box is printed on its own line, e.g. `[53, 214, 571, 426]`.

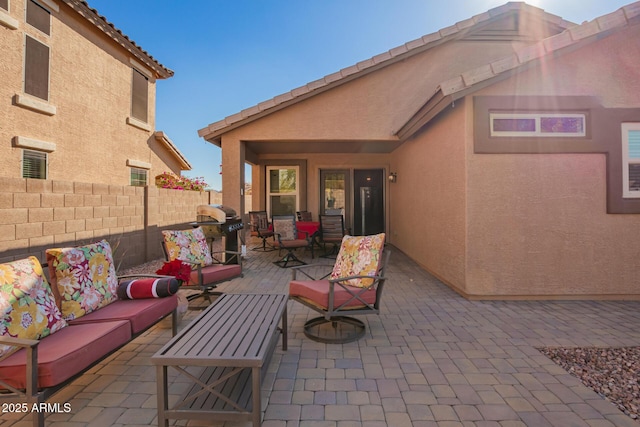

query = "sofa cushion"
[0, 257, 67, 357]
[117, 278, 180, 299]
[187, 264, 241, 287]
[289, 280, 377, 310]
[68, 295, 178, 335]
[0, 320, 131, 390]
[331, 233, 385, 288]
[162, 227, 212, 267]
[46, 240, 119, 321]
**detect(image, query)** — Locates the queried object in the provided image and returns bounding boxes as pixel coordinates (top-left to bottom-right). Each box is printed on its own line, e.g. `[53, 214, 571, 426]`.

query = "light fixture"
[388, 172, 397, 183]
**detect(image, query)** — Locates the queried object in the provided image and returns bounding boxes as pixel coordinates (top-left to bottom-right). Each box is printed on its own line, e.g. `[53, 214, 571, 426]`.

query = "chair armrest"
[117, 274, 174, 280]
[290, 263, 333, 280]
[0, 336, 39, 395]
[329, 274, 384, 285]
[210, 251, 243, 267]
[0, 336, 39, 348]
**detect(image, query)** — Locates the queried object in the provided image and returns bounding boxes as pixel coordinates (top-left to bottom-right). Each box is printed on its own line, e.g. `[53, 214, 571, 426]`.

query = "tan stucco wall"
[464, 24, 640, 298]
[0, 0, 176, 185]
[389, 104, 468, 291]
[217, 36, 543, 215]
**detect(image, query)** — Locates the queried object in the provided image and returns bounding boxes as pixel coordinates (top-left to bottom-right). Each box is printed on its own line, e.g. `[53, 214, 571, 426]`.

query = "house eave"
[154, 131, 192, 170]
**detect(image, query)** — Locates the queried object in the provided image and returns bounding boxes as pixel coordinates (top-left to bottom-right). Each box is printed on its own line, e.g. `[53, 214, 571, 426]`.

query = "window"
[622, 123, 640, 199]
[267, 166, 299, 216]
[0, 0, 8, 11]
[490, 113, 586, 137]
[22, 149, 47, 179]
[26, 0, 50, 35]
[131, 68, 148, 123]
[24, 35, 49, 100]
[130, 167, 148, 186]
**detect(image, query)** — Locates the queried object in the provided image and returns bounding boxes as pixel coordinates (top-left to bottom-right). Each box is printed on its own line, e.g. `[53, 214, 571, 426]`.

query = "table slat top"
[152, 293, 287, 367]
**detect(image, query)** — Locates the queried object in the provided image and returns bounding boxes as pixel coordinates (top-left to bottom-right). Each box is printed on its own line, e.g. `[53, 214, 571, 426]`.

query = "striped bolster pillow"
[117, 278, 180, 299]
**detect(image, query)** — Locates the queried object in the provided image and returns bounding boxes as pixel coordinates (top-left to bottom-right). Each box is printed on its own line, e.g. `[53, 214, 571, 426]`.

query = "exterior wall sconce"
[388, 172, 397, 183]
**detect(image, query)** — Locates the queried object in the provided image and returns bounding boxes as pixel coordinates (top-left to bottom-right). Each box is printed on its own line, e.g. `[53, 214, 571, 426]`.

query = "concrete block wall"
[0, 177, 218, 271]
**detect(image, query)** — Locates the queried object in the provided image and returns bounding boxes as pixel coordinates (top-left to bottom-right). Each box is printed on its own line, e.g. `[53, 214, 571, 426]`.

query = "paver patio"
[3, 237, 639, 426]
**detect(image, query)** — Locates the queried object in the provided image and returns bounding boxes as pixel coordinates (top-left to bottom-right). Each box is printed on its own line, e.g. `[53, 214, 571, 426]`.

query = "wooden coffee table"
[152, 293, 288, 427]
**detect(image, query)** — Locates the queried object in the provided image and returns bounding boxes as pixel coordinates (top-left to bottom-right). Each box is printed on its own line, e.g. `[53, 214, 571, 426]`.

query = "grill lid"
[196, 204, 237, 223]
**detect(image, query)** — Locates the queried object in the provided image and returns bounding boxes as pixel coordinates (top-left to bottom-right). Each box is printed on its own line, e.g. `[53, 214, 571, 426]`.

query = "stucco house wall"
[0, 0, 179, 186]
[462, 23, 640, 298]
[389, 104, 468, 291]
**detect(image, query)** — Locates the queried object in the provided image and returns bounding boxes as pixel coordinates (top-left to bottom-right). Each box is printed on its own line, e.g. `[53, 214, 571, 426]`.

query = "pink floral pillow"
[46, 240, 118, 321]
[331, 233, 385, 288]
[0, 257, 67, 357]
[162, 227, 212, 267]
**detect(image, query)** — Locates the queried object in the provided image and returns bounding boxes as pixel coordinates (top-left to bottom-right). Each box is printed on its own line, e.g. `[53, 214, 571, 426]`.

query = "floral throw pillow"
[330, 233, 385, 288]
[162, 227, 212, 267]
[46, 240, 118, 321]
[0, 257, 67, 357]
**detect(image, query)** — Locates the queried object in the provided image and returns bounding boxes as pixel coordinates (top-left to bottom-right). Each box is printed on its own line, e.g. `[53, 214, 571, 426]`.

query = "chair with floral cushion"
[161, 226, 243, 308]
[289, 233, 389, 343]
[272, 215, 314, 268]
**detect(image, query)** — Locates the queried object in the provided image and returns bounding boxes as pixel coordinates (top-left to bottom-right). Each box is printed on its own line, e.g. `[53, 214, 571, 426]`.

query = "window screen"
[0, 0, 8, 11]
[26, 0, 50, 35]
[22, 149, 47, 179]
[130, 167, 148, 186]
[131, 69, 148, 122]
[25, 36, 49, 100]
[627, 128, 640, 194]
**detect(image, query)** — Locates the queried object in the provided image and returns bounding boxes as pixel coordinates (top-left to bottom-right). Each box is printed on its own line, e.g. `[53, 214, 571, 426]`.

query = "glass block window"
[130, 167, 148, 186]
[490, 113, 586, 137]
[622, 123, 640, 198]
[22, 149, 47, 179]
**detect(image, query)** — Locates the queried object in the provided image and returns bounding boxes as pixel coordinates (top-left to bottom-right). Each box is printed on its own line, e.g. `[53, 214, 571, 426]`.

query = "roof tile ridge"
[438, 2, 638, 97]
[202, 1, 580, 133]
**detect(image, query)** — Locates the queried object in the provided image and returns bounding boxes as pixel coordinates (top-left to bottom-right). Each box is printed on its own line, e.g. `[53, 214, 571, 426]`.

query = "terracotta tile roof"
[61, 0, 174, 79]
[198, 2, 572, 142]
[396, 1, 640, 139]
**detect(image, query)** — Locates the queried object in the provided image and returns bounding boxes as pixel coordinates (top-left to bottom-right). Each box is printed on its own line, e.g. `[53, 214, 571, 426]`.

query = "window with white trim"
[130, 167, 148, 186]
[267, 166, 299, 217]
[22, 149, 47, 179]
[490, 113, 586, 137]
[622, 123, 640, 198]
[0, 0, 8, 11]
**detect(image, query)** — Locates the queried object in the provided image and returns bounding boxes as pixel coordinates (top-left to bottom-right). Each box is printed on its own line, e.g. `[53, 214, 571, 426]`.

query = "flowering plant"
[156, 259, 192, 282]
[155, 172, 208, 191]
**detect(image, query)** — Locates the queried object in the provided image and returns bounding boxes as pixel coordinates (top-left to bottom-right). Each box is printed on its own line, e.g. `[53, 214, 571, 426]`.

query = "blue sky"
[87, 0, 632, 191]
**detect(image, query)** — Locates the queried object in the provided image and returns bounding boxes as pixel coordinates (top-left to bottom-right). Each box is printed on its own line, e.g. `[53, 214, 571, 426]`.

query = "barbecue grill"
[192, 205, 243, 263]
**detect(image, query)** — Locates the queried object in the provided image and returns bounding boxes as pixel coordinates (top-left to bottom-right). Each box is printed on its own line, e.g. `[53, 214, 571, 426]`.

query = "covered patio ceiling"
[244, 139, 402, 155]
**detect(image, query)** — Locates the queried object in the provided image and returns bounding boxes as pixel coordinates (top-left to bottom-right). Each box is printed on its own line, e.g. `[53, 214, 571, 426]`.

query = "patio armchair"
[248, 210, 276, 252]
[161, 226, 243, 308]
[289, 233, 390, 343]
[272, 215, 314, 268]
[319, 214, 346, 258]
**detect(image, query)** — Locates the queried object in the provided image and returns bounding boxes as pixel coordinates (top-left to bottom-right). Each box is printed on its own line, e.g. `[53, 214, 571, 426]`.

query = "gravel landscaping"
[539, 346, 639, 422]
